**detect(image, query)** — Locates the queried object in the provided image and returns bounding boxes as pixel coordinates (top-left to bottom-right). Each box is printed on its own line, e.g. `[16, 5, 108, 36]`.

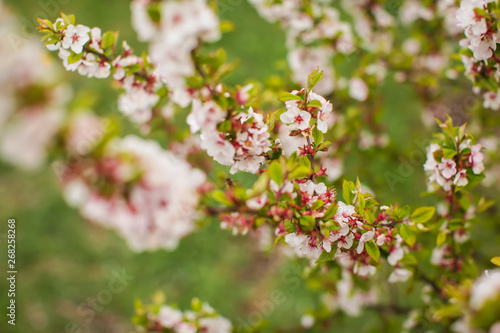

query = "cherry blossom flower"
[454, 169, 468, 187]
[349, 78, 369, 102]
[62, 24, 90, 54]
[470, 144, 485, 174]
[388, 268, 413, 283]
[438, 158, 457, 179]
[130, 0, 158, 42]
[158, 306, 183, 328]
[280, 105, 311, 131]
[309, 91, 334, 133]
[388, 235, 408, 266]
[284, 233, 323, 260]
[200, 130, 236, 166]
[199, 316, 232, 333]
[469, 269, 500, 310]
[301, 314, 315, 329]
[246, 193, 267, 210]
[356, 231, 375, 254]
[187, 99, 226, 134]
[483, 92, 500, 110]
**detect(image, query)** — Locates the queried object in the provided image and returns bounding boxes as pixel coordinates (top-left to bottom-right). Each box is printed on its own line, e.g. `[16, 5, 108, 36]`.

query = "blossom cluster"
[191, 103, 272, 174]
[134, 297, 232, 333]
[424, 122, 485, 192]
[249, 0, 355, 95]
[131, 0, 220, 107]
[457, 0, 500, 110]
[280, 89, 334, 134]
[39, 15, 161, 124]
[61, 135, 206, 251]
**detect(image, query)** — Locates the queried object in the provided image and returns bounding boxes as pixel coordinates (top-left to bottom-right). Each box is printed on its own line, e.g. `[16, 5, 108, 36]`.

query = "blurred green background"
[0, 0, 498, 333]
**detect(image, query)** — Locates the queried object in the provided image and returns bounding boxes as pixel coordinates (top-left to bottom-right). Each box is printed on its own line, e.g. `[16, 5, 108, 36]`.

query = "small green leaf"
[312, 200, 324, 210]
[217, 119, 232, 133]
[284, 220, 296, 233]
[411, 206, 436, 223]
[299, 155, 312, 170]
[322, 202, 338, 221]
[358, 194, 366, 211]
[437, 232, 447, 248]
[60, 12, 73, 26]
[68, 51, 83, 64]
[101, 31, 116, 49]
[299, 215, 316, 231]
[269, 160, 284, 186]
[278, 92, 302, 102]
[400, 224, 416, 247]
[307, 69, 323, 91]
[365, 241, 380, 262]
[307, 100, 322, 108]
[442, 148, 456, 159]
[316, 250, 334, 263]
[211, 190, 233, 206]
[312, 127, 323, 147]
[342, 180, 356, 205]
[289, 166, 310, 179]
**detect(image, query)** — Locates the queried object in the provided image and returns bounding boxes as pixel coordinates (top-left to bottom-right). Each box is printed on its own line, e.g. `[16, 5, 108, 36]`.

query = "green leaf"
[217, 119, 232, 133]
[299, 155, 312, 170]
[365, 241, 380, 262]
[211, 190, 233, 206]
[269, 160, 284, 186]
[284, 220, 296, 233]
[437, 232, 447, 248]
[411, 206, 436, 223]
[307, 69, 323, 91]
[289, 166, 310, 179]
[317, 141, 331, 151]
[342, 180, 356, 205]
[312, 200, 324, 210]
[68, 51, 83, 64]
[358, 194, 366, 211]
[442, 148, 456, 159]
[278, 92, 302, 102]
[400, 224, 416, 247]
[322, 202, 338, 221]
[307, 100, 322, 108]
[299, 215, 316, 231]
[101, 31, 116, 49]
[60, 12, 73, 26]
[274, 235, 284, 247]
[491, 257, 500, 266]
[315, 250, 334, 263]
[312, 127, 323, 147]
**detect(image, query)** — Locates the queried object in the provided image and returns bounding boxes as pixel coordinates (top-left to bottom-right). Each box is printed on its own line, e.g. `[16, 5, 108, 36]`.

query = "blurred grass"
[1, 1, 497, 333]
